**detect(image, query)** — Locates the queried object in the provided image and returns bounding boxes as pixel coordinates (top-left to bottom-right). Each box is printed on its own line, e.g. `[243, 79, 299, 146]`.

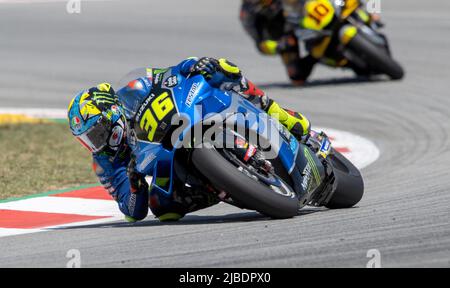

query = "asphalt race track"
[0, 0, 449, 267]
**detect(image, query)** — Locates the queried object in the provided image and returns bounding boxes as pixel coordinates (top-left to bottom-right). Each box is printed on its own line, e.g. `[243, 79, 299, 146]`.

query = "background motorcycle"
[290, 0, 404, 79]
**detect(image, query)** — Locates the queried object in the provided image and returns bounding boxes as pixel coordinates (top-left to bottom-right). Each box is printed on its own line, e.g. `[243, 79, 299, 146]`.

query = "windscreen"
[115, 67, 152, 120]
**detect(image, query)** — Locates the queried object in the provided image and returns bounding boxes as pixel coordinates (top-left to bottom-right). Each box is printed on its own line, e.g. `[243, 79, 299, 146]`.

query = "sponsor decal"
[185, 82, 200, 107]
[319, 137, 331, 158]
[154, 73, 163, 85]
[135, 93, 155, 121]
[301, 163, 313, 191]
[138, 153, 157, 171]
[128, 193, 137, 215]
[304, 147, 321, 186]
[71, 116, 81, 130]
[289, 136, 298, 153]
[108, 125, 124, 147]
[128, 129, 137, 146]
[244, 145, 257, 162]
[142, 77, 152, 88]
[164, 75, 178, 88]
[320, 138, 331, 153]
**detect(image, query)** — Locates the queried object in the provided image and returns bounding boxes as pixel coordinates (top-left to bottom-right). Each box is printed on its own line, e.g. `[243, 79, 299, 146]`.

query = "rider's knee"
[157, 212, 183, 222]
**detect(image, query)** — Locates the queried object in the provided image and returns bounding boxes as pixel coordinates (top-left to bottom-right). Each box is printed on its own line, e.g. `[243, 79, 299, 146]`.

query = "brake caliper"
[232, 137, 273, 174]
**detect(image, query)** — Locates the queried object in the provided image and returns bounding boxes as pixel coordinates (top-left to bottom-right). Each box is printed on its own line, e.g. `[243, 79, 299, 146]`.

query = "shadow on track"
[51, 207, 327, 231]
[257, 76, 390, 90]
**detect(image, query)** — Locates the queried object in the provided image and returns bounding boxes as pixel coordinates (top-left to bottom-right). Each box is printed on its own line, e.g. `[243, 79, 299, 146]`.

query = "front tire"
[347, 33, 404, 80]
[191, 147, 299, 219]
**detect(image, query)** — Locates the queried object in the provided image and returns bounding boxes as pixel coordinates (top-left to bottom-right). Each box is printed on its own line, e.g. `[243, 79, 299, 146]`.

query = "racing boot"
[265, 99, 311, 142]
[240, 79, 311, 142]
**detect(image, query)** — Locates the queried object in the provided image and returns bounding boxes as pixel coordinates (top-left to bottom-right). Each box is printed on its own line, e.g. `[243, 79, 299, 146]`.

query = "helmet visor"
[76, 116, 112, 153]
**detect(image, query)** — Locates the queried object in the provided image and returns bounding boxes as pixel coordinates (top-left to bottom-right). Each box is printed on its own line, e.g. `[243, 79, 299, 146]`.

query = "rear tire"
[348, 33, 404, 80]
[191, 147, 299, 219]
[325, 151, 364, 209]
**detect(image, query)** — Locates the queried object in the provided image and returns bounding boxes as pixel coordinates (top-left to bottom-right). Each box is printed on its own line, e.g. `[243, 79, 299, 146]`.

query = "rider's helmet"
[68, 83, 127, 154]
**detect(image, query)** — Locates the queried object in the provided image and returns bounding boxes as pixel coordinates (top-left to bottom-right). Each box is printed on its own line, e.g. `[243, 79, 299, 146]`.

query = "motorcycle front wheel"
[191, 146, 299, 219]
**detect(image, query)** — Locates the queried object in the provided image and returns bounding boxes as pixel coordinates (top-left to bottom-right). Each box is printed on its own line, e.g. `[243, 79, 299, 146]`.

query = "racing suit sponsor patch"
[164, 75, 178, 88]
[185, 82, 200, 107]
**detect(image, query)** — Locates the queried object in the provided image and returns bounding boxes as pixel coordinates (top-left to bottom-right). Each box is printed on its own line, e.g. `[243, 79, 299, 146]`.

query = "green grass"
[0, 122, 98, 200]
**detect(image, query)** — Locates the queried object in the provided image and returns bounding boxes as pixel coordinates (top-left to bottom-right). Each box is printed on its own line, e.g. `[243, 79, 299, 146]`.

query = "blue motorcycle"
[117, 67, 364, 219]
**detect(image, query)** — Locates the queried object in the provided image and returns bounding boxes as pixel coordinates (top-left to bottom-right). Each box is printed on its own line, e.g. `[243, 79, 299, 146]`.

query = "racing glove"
[259, 40, 279, 55]
[259, 35, 297, 55]
[127, 156, 148, 194]
[191, 57, 242, 82]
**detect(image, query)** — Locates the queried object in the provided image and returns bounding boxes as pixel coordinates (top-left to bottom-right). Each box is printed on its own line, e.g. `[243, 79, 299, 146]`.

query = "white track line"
[0, 228, 42, 238]
[0, 0, 113, 3]
[0, 108, 67, 119]
[0, 215, 125, 238]
[0, 197, 122, 217]
[316, 126, 380, 169]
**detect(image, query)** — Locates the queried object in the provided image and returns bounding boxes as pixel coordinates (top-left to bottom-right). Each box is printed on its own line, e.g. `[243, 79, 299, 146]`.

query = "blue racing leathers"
[92, 146, 149, 222]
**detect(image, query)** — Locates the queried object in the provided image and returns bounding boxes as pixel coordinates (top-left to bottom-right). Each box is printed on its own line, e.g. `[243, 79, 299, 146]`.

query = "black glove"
[127, 156, 148, 194]
[190, 57, 220, 79]
[191, 57, 242, 81]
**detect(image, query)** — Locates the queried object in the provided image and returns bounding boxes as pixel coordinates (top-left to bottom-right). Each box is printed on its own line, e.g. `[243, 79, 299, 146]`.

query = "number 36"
[139, 92, 175, 142]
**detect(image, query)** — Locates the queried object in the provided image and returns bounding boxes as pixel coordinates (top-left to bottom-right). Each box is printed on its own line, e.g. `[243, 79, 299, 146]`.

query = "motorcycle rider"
[240, 0, 383, 84]
[68, 57, 311, 222]
[240, 0, 314, 85]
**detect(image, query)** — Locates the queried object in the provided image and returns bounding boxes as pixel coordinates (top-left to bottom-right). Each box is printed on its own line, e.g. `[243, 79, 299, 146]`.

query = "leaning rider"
[240, 0, 316, 85]
[240, 0, 384, 84]
[67, 57, 311, 222]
